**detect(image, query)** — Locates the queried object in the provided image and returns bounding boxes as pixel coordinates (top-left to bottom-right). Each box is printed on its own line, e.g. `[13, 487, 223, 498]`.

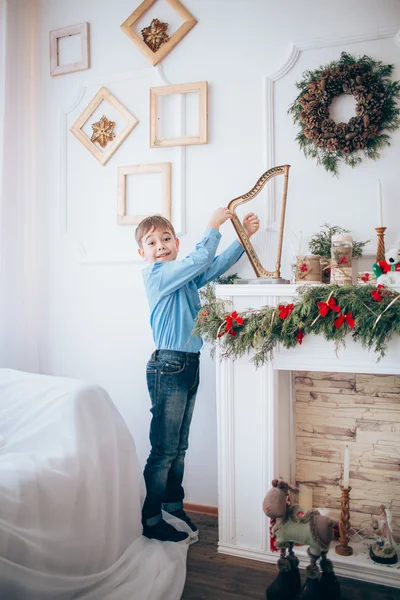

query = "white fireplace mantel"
[215, 283, 400, 589]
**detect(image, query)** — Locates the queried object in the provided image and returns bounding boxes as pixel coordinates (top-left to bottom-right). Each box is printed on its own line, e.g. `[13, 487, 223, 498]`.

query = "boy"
[136, 208, 260, 543]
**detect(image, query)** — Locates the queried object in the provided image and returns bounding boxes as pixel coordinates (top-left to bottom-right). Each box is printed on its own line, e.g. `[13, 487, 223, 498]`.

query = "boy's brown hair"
[135, 214, 176, 248]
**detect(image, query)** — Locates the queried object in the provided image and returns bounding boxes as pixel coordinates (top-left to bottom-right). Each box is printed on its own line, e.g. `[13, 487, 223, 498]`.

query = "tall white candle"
[343, 445, 350, 489]
[378, 180, 383, 227]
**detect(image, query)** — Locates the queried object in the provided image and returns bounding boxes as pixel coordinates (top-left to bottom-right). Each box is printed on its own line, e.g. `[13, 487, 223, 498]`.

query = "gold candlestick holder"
[375, 227, 387, 263]
[335, 486, 353, 556]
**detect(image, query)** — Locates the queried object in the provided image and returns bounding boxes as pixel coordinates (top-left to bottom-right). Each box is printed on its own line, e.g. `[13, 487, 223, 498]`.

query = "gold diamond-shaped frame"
[120, 0, 197, 66]
[70, 87, 139, 166]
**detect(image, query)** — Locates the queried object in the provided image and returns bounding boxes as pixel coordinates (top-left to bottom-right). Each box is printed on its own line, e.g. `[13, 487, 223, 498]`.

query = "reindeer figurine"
[263, 479, 340, 600]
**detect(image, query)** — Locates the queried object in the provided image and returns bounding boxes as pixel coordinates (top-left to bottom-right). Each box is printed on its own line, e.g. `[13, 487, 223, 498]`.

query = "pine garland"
[194, 284, 400, 367]
[288, 52, 400, 176]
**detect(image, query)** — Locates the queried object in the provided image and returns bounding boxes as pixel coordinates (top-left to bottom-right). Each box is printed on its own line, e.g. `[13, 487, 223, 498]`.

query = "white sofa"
[0, 369, 189, 600]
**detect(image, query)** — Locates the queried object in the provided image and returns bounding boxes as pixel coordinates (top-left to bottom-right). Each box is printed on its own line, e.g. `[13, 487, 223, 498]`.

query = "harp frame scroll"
[228, 165, 290, 279]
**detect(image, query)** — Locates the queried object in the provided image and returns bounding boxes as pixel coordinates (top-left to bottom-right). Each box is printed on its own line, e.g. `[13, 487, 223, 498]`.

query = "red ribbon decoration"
[317, 297, 341, 317]
[334, 312, 355, 329]
[296, 330, 304, 345]
[337, 255, 348, 264]
[371, 290, 383, 302]
[218, 311, 244, 337]
[361, 272, 369, 282]
[299, 263, 308, 272]
[269, 518, 278, 552]
[200, 309, 209, 323]
[278, 303, 294, 320]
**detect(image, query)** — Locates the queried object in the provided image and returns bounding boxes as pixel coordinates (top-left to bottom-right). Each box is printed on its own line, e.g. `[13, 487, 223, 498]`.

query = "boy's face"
[138, 227, 180, 263]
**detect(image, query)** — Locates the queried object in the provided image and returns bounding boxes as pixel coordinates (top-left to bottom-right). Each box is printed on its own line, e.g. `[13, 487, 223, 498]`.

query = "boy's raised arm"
[153, 229, 221, 295]
[195, 212, 260, 288]
[152, 208, 232, 296]
[194, 241, 244, 288]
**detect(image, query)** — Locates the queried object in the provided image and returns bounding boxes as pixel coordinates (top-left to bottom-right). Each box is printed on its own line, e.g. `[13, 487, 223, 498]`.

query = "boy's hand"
[243, 213, 260, 238]
[208, 207, 232, 231]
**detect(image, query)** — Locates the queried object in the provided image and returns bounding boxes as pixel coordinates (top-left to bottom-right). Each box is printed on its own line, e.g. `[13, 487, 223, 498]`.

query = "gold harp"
[228, 165, 290, 280]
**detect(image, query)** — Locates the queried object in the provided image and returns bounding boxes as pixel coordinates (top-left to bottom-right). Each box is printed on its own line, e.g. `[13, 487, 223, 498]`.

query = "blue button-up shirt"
[143, 228, 245, 352]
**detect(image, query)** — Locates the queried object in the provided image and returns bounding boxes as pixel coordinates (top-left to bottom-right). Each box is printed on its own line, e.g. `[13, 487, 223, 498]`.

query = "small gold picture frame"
[70, 87, 139, 166]
[150, 81, 208, 148]
[120, 0, 197, 66]
[49, 22, 90, 77]
[117, 163, 172, 225]
[228, 165, 290, 279]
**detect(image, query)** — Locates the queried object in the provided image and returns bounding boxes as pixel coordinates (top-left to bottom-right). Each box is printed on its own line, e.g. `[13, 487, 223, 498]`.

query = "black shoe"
[170, 509, 199, 535]
[143, 518, 190, 543]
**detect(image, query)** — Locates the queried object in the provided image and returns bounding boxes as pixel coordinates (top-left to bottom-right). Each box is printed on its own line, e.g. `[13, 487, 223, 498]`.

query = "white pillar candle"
[298, 484, 313, 510]
[343, 445, 350, 489]
[377, 180, 383, 227]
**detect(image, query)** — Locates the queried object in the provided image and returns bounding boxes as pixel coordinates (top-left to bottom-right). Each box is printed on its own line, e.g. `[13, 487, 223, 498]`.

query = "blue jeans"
[142, 349, 200, 527]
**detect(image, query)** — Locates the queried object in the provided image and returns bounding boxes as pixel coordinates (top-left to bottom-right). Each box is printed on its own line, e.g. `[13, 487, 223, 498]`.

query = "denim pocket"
[160, 361, 185, 375]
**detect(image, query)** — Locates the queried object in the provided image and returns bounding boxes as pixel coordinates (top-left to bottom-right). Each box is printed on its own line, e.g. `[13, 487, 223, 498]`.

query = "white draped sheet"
[0, 369, 189, 600]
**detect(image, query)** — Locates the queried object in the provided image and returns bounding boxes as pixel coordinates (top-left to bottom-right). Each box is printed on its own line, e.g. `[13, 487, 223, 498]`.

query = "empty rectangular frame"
[117, 163, 172, 225]
[50, 22, 90, 77]
[150, 81, 208, 148]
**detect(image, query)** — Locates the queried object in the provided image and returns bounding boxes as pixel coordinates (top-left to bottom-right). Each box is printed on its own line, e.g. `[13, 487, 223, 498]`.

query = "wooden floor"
[182, 512, 400, 600]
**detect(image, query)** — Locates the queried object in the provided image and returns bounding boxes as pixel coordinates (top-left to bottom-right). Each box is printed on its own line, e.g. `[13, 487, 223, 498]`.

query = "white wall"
[16, 0, 400, 505]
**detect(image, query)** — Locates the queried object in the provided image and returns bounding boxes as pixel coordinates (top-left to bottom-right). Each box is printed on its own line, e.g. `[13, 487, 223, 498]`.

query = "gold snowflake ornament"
[141, 18, 169, 53]
[91, 116, 116, 148]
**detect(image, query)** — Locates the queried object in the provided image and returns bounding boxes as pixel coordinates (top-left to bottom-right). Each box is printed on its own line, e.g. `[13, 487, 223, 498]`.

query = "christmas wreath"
[194, 283, 400, 367]
[288, 52, 400, 176]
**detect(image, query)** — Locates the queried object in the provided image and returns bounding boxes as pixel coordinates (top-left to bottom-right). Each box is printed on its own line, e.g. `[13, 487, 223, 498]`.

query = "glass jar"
[331, 234, 353, 285]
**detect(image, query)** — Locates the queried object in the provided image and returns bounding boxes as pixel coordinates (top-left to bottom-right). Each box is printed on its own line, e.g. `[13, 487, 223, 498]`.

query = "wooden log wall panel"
[295, 372, 400, 538]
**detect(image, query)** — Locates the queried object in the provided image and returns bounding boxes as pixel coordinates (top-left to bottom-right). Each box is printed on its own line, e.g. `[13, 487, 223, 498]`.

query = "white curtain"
[0, 0, 39, 371]
[0, 0, 7, 363]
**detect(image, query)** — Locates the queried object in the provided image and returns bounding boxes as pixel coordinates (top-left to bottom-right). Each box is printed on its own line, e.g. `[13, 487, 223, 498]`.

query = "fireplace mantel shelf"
[215, 283, 400, 589]
[216, 283, 400, 375]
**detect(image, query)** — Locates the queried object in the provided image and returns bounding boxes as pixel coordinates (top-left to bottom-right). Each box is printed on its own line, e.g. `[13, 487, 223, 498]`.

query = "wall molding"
[60, 65, 187, 265]
[262, 26, 400, 228]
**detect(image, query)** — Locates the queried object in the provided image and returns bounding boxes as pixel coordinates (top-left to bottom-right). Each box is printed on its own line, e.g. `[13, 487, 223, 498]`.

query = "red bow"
[296, 330, 304, 345]
[337, 256, 348, 264]
[278, 303, 294, 320]
[318, 297, 341, 317]
[361, 273, 369, 282]
[334, 313, 355, 329]
[371, 289, 383, 302]
[200, 309, 209, 323]
[218, 311, 243, 337]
